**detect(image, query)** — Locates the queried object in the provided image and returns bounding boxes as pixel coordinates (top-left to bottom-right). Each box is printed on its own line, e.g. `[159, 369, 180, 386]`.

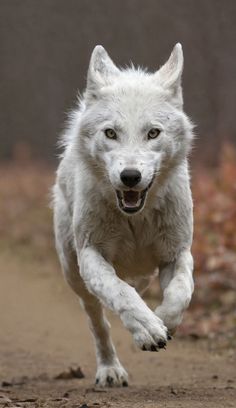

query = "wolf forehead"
[87, 71, 171, 107]
[79, 100, 186, 142]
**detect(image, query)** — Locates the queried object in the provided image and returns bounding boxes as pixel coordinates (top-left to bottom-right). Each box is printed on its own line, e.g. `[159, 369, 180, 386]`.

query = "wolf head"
[77, 44, 193, 215]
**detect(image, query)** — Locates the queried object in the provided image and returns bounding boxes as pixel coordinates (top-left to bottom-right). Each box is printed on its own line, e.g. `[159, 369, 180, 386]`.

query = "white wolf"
[53, 43, 194, 387]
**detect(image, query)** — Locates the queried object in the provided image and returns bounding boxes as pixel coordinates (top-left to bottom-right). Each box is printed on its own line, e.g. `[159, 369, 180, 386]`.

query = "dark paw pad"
[142, 345, 147, 351]
[106, 375, 114, 385]
[122, 380, 128, 387]
[151, 344, 158, 352]
[157, 340, 166, 349]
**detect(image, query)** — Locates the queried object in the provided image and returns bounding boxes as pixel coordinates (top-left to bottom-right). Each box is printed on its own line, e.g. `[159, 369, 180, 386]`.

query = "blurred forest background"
[0, 0, 235, 346]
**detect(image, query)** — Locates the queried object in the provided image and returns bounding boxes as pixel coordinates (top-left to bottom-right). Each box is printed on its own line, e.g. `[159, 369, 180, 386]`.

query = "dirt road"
[0, 245, 235, 408]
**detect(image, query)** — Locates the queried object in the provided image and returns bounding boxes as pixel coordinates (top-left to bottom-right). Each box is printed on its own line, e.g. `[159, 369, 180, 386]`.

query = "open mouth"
[115, 179, 154, 214]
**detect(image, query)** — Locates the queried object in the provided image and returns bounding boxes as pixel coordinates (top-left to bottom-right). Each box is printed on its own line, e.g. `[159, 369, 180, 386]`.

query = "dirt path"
[0, 251, 235, 408]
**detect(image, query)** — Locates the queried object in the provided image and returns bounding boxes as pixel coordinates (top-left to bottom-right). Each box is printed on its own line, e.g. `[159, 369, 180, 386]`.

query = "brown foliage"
[184, 143, 236, 340]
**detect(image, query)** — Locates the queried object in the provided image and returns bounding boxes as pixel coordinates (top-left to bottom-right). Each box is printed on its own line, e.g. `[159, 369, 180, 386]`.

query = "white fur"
[53, 44, 194, 387]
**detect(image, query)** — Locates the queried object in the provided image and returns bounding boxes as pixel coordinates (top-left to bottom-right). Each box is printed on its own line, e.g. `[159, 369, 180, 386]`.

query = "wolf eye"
[104, 128, 117, 139]
[147, 128, 161, 139]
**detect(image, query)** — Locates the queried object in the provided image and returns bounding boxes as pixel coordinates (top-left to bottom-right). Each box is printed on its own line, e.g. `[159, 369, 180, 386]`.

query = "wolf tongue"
[123, 191, 140, 206]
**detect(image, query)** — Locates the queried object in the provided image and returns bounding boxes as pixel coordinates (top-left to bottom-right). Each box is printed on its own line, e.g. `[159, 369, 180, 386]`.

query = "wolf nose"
[120, 168, 141, 188]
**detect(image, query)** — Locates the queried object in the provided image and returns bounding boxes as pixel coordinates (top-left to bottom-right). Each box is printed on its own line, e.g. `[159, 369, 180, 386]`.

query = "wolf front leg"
[81, 289, 129, 387]
[155, 249, 194, 333]
[55, 245, 128, 387]
[78, 245, 168, 351]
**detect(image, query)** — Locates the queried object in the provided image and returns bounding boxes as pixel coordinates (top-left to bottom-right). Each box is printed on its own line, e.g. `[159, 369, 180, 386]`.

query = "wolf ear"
[156, 43, 184, 106]
[86, 45, 120, 97]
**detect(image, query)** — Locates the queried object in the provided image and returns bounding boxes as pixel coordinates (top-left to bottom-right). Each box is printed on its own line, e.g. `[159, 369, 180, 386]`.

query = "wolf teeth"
[122, 197, 142, 208]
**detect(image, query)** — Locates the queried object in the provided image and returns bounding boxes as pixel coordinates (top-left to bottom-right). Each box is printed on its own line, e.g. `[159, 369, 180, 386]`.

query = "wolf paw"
[133, 324, 168, 351]
[95, 362, 128, 387]
[121, 310, 168, 352]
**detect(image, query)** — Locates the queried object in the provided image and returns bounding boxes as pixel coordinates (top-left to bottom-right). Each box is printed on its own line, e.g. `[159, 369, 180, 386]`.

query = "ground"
[0, 160, 235, 408]
[0, 250, 235, 408]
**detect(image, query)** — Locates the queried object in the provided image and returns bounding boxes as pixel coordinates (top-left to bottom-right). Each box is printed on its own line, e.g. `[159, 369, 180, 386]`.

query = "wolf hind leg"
[55, 232, 128, 387]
